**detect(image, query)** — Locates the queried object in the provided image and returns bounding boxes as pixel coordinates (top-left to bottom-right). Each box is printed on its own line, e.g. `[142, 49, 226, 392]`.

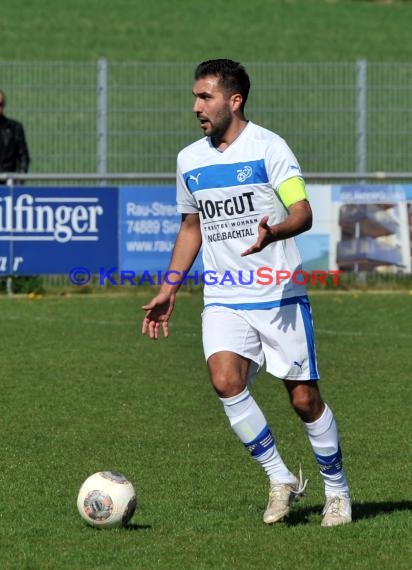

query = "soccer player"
[142, 59, 351, 526]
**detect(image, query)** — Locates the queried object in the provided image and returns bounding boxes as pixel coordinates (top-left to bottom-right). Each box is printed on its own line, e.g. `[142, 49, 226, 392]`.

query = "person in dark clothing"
[0, 89, 30, 182]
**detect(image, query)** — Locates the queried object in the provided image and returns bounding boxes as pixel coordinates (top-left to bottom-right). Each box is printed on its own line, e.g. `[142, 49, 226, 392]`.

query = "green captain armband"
[277, 177, 308, 208]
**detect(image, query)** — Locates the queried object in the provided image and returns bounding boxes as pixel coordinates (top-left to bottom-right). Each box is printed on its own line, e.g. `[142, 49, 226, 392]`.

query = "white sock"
[220, 387, 295, 483]
[304, 403, 350, 496]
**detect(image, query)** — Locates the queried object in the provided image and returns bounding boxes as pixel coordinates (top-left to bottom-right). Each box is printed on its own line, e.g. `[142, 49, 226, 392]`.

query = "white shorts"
[202, 296, 319, 382]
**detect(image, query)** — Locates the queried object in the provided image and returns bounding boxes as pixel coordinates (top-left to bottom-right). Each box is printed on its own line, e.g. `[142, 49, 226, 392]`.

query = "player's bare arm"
[241, 200, 312, 257]
[142, 213, 201, 340]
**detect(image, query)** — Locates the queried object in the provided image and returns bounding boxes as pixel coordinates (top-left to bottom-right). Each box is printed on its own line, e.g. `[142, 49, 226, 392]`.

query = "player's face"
[192, 76, 233, 139]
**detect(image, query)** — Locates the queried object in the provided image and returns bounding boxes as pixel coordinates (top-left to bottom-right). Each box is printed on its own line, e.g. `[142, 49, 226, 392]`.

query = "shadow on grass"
[125, 523, 153, 531]
[352, 501, 412, 521]
[82, 523, 153, 531]
[286, 500, 412, 526]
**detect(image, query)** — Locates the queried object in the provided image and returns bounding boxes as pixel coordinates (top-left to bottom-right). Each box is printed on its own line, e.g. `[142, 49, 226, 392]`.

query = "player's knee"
[207, 354, 248, 398]
[210, 372, 246, 398]
[290, 386, 323, 420]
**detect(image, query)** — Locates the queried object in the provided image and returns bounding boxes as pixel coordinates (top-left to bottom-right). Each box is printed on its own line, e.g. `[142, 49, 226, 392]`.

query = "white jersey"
[176, 121, 307, 308]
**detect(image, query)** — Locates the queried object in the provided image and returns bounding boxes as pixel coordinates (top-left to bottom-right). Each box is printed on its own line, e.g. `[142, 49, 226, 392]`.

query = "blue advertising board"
[119, 186, 203, 274]
[0, 187, 118, 274]
[1, 184, 410, 276]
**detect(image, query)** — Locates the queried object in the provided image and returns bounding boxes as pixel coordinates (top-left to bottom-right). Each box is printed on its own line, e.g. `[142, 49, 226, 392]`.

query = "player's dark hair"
[194, 59, 250, 110]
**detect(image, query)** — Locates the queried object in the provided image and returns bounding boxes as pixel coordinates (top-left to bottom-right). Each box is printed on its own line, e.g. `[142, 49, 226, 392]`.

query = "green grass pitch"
[0, 291, 410, 569]
[1, 1, 411, 567]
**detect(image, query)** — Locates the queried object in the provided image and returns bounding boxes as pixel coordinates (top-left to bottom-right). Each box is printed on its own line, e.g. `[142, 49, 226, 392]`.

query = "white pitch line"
[317, 328, 362, 336]
[1, 315, 407, 339]
[317, 328, 411, 339]
[2, 314, 199, 334]
[2, 314, 135, 327]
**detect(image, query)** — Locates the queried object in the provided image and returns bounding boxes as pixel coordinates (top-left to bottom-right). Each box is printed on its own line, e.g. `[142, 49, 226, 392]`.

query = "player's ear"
[231, 93, 243, 112]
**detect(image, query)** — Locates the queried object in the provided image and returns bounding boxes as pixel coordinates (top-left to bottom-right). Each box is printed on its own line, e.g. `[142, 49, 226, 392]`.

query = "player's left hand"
[240, 216, 275, 256]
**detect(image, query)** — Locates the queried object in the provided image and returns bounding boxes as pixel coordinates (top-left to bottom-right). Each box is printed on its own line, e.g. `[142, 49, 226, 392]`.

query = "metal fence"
[1, 60, 412, 175]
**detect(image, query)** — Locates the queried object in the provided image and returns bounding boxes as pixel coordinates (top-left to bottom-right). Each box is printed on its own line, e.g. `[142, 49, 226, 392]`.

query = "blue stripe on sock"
[314, 445, 343, 476]
[244, 425, 274, 458]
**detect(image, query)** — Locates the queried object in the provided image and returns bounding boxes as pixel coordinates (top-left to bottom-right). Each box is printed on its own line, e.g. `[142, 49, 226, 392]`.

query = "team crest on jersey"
[236, 165, 253, 183]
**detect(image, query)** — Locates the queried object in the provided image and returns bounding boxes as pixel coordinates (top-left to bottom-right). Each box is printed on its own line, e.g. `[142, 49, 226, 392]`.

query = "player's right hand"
[240, 215, 275, 256]
[141, 292, 176, 340]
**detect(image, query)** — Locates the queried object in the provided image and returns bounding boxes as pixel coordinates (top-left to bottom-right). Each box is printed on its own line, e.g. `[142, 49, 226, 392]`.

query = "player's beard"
[199, 107, 232, 144]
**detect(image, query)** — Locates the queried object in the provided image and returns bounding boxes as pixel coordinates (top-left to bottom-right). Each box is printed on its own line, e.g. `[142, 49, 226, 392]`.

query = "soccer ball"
[77, 471, 137, 529]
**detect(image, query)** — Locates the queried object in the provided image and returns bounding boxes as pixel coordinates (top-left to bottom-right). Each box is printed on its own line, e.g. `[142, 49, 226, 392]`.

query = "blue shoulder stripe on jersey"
[204, 295, 308, 310]
[183, 159, 269, 193]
